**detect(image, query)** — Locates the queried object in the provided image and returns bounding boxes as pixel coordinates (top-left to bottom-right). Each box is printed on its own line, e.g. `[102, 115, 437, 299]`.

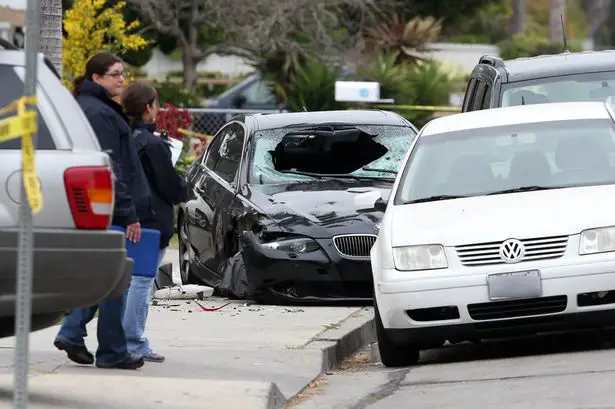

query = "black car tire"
[375, 298, 420, 367]
[178, 218, 199, 285]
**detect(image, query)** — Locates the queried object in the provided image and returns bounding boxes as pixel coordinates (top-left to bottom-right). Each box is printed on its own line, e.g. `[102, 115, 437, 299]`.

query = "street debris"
[153, 284, 214, 300]
[193, 300, 231, 312]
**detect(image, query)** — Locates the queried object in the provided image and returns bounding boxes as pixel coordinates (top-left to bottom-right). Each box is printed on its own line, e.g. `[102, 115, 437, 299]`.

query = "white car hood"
[391, 185, 615, 247]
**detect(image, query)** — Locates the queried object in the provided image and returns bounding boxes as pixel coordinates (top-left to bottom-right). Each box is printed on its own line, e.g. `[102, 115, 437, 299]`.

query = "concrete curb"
[265, 382, 287, 409]
[315, 307, 376, 372]
[274, 307, 376, 408]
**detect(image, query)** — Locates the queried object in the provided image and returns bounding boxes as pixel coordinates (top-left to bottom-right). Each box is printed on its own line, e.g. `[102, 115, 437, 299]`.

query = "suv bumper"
[0, 228, 132, 317]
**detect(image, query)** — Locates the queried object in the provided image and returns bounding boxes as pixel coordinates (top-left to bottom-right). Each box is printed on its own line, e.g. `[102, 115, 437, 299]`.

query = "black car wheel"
[178, 218, 197, 285]
[375, 298, 420, 367]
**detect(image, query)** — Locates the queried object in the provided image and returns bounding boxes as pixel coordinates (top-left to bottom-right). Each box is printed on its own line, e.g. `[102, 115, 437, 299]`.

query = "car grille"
[468, 295, 568, 320]
[332, 234, 377, 259]
[456, 235, 568, 266]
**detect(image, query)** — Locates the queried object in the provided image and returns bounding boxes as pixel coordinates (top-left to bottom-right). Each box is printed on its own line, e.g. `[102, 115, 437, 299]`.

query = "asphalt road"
[289, 329, 615, 409]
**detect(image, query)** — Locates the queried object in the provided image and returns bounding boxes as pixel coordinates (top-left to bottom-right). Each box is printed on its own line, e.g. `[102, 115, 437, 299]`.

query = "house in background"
[0, 6, 24, 48]
[142, 42, 499, 83]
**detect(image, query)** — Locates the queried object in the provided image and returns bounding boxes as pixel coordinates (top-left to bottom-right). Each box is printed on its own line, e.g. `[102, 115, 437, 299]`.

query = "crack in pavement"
[347, 368, 410, 409]
[400, 368, 615, 388]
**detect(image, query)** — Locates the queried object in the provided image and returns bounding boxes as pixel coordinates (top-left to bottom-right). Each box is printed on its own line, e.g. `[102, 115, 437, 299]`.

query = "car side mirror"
[374, 198, 388, 212]
[355, 191, 386, 212]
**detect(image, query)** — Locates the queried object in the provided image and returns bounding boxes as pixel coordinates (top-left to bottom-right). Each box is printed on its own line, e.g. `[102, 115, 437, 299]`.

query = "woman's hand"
[126, 222, 141, 243]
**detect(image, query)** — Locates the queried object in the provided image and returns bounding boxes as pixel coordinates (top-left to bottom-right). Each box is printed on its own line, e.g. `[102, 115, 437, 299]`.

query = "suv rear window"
[501, 71, 615, 107]
[0, 65, 55, 149]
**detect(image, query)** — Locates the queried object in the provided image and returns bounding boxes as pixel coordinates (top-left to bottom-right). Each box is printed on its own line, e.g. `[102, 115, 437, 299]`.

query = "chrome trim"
[332, 234, 378, 260]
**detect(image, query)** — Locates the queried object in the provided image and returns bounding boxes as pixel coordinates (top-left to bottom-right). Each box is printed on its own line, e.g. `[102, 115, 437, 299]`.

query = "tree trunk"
[549, 0, 566, 43]
[582, 0, 611, 43]
[510, 0, 525, 36]
[39, 0, 63, 76]
[181, 45, 198, 90]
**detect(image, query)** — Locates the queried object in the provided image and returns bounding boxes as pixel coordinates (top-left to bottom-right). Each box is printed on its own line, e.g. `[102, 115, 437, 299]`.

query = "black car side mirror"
[374, 198, 388, 212]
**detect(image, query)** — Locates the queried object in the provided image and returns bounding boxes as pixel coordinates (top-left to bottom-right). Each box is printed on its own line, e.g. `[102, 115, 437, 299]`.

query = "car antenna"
[521, 96, 526, 105]
[561, 14, 569, 52]
[302, 105, 308, 112]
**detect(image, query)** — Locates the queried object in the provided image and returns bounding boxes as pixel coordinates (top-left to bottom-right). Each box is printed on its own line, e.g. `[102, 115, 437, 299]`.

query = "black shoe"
[54, 339, 94, 365]
[96, 354, 145, 370]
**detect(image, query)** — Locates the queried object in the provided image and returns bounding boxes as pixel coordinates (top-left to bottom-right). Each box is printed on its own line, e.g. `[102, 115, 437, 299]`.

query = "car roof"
[247, 110, 411, 131]
[421, 101, 612, 136]
[500, 50, 615, 83]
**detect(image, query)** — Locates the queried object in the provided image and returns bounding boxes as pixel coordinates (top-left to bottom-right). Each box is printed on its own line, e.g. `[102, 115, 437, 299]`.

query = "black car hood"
[242, 179, 392, 238]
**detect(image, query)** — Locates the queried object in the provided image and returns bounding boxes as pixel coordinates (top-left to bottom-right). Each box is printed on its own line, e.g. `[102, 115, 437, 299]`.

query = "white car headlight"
[579, 226, 615, 255]
[393, 245, 448, 271]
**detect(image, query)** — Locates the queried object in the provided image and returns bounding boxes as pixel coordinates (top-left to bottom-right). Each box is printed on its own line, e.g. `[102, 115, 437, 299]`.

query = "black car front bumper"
[239, 233, 373, 305]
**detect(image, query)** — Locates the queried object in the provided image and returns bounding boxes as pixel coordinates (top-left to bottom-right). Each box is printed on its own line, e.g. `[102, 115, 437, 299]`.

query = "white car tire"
[375, 300, 420, 367]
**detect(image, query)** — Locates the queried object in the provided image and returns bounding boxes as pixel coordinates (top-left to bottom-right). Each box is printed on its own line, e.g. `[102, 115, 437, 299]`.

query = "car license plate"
[487, 270, 542, 301]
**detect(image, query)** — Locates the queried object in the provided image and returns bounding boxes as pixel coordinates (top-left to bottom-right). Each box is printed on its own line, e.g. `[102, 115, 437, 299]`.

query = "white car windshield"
[249, 125, 415, 184]
[395, 119, 615, 204]
[501, 72, 615, 106]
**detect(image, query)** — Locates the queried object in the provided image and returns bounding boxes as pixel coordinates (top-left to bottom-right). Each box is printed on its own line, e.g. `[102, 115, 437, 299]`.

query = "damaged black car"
[178, 110, 417, 304]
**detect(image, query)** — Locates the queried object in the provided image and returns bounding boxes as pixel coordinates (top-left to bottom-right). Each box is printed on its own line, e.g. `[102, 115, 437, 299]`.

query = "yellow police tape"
[177, 128, 213, 140]
[372, 104, 462, 112]
[0, 96, 42, 213]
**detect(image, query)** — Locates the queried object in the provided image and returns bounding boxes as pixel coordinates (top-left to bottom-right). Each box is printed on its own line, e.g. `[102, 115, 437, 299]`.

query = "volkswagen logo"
[499, 238, 525, 263]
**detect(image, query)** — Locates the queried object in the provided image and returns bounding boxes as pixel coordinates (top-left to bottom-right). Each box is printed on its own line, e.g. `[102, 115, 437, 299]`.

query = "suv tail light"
[64, 166, 114, 229]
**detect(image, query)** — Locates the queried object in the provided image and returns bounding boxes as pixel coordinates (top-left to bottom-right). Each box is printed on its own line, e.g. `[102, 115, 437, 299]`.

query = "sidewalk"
[0, 252, 376, 408]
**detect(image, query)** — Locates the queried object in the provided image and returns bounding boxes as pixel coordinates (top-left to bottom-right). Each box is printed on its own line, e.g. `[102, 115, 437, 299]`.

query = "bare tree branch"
[127, 0, 392, 87]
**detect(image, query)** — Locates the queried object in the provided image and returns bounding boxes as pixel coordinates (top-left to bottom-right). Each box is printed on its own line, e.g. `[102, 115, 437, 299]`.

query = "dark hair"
[72, 51, 123, 97]
[121, 82, 158, 129]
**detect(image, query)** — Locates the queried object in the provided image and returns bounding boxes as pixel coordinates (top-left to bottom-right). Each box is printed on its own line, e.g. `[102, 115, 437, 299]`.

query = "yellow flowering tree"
[63, 0, 149, 88]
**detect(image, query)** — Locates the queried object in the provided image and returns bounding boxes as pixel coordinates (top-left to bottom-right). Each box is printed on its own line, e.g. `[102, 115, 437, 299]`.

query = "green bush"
[497, 34, 582, 60]
[443, 1, 512, 44]
[403, 59, 457, 127]
[283, 58, 344, 112]
[354, 51, 457, 128]
[152, 80, 203, 107]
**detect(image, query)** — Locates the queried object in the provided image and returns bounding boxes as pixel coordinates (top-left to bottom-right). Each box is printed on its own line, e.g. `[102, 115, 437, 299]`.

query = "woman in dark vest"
[53, 52, 153, 369]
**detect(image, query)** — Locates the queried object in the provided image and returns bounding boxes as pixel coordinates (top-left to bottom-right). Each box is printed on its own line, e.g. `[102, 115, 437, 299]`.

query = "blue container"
[111, 225, 161, 277]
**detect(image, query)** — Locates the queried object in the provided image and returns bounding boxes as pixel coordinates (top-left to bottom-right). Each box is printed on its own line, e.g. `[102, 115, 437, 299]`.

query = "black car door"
[193, 122, 247, 281]
[183, 133, 224, 274]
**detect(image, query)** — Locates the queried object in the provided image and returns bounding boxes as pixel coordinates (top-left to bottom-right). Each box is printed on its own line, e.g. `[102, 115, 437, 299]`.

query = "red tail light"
[64, 166, 114, 229]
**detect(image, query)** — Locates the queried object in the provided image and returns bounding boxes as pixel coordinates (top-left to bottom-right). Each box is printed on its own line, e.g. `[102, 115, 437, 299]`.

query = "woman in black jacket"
[121, 82, 189, 362]
[54, 52, 150, 370]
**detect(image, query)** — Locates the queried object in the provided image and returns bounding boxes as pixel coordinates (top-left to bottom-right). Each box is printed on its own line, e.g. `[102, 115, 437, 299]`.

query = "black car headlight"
[261, 237, 321, 253]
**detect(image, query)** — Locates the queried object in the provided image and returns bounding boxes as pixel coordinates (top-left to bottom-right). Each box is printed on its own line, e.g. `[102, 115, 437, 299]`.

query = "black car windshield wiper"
[278, 169, 324, 179]
[406, 195, 468, 204]
[486, 185, 563, 195]
[362, 166, 398, 175]
[279, 169, 392, 181]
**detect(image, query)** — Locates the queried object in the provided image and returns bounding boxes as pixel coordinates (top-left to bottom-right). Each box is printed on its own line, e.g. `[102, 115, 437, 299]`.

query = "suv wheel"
[375, 300, 420, 367]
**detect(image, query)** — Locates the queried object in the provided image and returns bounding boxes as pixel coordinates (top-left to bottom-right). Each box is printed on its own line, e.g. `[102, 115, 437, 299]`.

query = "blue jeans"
[55, 294, 129, 367]
[122, 249, 166, 356]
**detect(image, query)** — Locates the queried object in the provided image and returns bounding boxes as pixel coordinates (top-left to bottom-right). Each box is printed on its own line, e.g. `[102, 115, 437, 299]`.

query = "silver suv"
[0, 45, 132, 337]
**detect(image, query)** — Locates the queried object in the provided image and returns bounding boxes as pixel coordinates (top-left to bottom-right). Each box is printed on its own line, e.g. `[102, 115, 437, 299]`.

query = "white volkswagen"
[365, 101, 615, 367]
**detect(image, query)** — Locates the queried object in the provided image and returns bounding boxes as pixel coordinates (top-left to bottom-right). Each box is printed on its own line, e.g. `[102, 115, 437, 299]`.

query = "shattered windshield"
[249, 125, 416, 184]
